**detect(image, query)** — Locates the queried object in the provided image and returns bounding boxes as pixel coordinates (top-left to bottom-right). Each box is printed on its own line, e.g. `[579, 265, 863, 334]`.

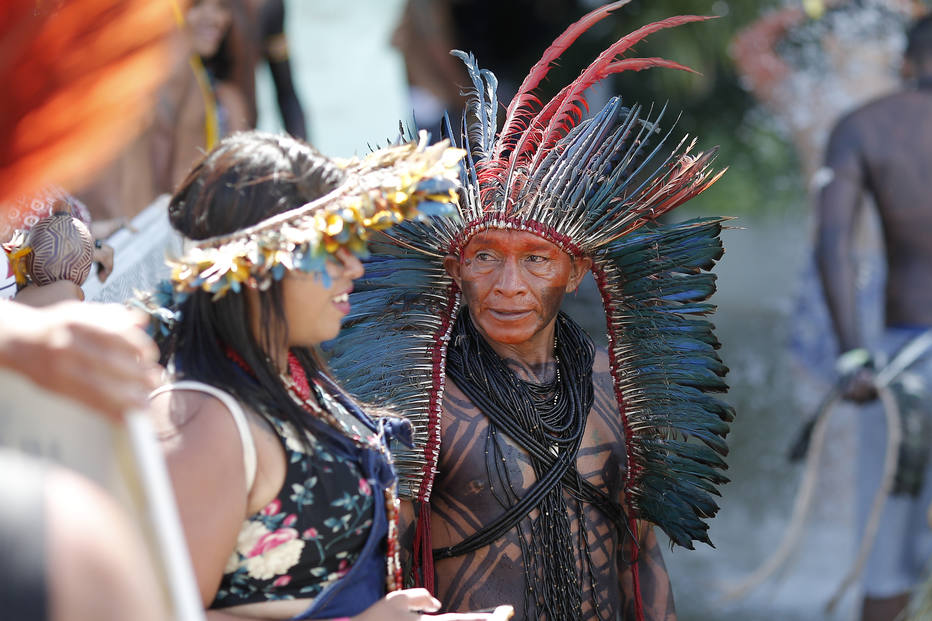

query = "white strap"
[150, 381, 257, 493]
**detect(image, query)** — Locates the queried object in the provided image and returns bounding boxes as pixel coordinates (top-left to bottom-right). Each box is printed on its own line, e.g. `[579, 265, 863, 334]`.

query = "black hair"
[162, 131, 345, 441]
[192, 0, 234, 81]
[906, 14, 932, 64]
[203, 36, 233, 82]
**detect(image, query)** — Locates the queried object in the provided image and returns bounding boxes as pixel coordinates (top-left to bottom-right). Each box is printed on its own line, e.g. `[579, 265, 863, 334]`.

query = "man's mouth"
[332, 292, 349, 304]
[488, 308, 532, 319]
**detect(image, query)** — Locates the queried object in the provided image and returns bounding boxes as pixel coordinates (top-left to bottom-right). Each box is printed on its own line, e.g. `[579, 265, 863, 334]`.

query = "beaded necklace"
[280, 351, 404, 594]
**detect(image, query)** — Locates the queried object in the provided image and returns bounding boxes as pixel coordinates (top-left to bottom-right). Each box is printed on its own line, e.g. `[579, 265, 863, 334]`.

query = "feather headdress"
[327, 1, 734, 611]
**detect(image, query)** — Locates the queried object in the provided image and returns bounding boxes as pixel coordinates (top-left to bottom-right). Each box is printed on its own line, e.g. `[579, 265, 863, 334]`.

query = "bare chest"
[429, 382, 628, 618]
[431, 383, 626, 544]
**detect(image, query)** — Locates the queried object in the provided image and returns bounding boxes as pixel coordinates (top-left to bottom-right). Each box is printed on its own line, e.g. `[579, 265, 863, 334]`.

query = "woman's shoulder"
[150, 381, 233, 427]
[149, 382, 252, 466]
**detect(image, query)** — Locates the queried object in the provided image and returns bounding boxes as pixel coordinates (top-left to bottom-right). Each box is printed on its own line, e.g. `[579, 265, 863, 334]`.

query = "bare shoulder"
[440, 377, 484, 425]
[592, 346, 615, 397]
[149, 387, 238, 440]
[834, 89, 928, 139]
[148, 387, 248, 486]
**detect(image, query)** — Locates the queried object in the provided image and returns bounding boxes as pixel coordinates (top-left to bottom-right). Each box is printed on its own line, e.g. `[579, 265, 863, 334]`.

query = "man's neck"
[478, 321, 559, 384]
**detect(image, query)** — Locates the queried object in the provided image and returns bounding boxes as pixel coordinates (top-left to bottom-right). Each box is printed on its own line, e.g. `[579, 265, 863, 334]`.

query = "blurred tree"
[608, 0, 800, 218]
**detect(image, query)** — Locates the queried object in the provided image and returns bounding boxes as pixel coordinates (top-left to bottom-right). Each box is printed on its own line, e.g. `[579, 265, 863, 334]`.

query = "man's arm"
[590, 349, 676, 619]
[814, 114, 876, 401]
[620, 521, 676, 621]
[816, 115, 867, 354]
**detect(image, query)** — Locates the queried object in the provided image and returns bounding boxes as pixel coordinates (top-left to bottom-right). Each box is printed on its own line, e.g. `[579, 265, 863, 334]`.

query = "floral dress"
[212, 414, 377, 607]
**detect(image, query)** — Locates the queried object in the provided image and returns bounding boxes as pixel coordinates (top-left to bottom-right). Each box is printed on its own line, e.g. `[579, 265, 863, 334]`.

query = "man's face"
[444, 229, 590, 346]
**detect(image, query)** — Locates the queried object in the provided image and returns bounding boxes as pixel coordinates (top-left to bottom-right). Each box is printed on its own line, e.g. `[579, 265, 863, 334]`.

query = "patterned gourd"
[26, 212, 94, 286]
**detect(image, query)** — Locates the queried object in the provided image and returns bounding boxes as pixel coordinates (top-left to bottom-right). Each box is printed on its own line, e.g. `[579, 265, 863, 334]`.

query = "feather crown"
[167, 132, 465, 300]
[440, 1, 725, 258]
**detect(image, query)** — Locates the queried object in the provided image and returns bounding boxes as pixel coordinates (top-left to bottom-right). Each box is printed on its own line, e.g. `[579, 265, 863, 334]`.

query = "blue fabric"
[294, 376, 412, 619]
[293, 443, 394, 619]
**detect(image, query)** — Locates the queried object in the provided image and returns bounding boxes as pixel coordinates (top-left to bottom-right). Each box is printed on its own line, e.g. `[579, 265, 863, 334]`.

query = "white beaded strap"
[150, 380, 257, 493]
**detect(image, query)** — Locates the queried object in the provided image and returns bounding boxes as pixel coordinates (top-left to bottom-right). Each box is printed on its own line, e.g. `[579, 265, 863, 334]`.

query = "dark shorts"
[0, 450, 48, 620]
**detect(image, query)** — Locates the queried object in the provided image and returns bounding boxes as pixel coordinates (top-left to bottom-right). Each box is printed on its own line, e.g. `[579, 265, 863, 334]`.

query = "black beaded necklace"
[438, 309, 613, 620]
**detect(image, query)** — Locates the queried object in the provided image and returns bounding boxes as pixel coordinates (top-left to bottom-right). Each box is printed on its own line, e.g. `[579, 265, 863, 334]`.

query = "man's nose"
[493, 258, 527, 295]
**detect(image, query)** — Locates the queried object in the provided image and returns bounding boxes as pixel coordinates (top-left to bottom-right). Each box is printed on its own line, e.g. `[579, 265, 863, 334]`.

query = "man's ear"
[443, 254, 462, 289]
[566, 256, 592, 292]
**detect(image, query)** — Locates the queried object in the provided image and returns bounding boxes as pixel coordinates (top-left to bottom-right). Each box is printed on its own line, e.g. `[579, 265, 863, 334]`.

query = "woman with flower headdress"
[147, 130, 510, 621]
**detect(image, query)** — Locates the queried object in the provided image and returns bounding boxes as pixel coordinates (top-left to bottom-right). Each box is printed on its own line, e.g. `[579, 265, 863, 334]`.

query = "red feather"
[497, 15, 713, 203]
[495, 0, 631, 160]
[606, 57, 699, 76]
[531, 15, 712, 170]
[603, 148, 725, 245]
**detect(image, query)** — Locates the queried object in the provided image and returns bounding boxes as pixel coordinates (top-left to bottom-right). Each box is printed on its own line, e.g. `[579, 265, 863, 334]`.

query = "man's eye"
[476, 252, 495, 261]
[526, 255, 548, 263]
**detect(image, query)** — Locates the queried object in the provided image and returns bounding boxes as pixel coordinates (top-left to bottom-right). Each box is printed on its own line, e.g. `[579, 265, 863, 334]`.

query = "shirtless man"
[816, 14, 932, 621]
[430, 229, 676, 619]
[326, 7, 731, 619]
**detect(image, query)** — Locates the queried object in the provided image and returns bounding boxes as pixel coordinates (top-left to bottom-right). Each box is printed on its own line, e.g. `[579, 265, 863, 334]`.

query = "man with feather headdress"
[328, 3, 734, 619]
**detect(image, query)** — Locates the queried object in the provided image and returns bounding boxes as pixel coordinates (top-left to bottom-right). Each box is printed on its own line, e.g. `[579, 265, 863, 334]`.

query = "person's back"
[825, 87, 932, 327]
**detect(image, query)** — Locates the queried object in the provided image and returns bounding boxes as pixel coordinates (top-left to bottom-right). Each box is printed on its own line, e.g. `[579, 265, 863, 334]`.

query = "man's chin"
[474, 321, 536, 346]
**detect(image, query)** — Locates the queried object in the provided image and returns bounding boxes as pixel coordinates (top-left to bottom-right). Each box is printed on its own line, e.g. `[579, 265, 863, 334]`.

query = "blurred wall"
[255, 0, 411, 158]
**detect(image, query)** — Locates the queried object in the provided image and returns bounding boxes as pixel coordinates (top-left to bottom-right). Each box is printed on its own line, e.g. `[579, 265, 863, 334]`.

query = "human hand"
[0, 300, 161, 420]
[351, 588, 513, 621]
[94, 242, 115, 281]
[841, 366, 878, 403]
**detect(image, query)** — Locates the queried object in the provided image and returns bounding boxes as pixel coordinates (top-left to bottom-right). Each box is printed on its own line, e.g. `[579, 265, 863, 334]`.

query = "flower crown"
[168, 133, 465, 300]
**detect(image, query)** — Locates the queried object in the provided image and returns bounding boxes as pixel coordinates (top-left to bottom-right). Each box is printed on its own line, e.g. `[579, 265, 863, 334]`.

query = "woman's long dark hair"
[162, 131, 344, 439]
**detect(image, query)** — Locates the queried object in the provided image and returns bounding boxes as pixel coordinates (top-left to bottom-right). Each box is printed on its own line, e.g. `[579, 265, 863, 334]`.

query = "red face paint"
[452, 229, 581, 347]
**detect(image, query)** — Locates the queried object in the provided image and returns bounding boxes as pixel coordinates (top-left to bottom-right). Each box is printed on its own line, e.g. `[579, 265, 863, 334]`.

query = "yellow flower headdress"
[168, 132, 465, 300]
